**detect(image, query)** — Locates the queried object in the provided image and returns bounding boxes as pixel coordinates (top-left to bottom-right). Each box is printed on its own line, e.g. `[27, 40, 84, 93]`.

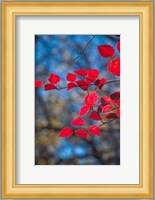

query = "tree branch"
[72, 35, 96, 62]
[53, 79, 120, 90]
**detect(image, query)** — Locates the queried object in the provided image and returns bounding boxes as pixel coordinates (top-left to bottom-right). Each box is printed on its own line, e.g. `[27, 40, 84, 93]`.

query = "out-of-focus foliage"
[35, 35, 120, 165]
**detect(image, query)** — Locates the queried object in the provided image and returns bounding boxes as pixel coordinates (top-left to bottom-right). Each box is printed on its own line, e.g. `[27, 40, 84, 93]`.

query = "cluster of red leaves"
[60, 90, 120, 139]
[35, 69, 106, 92]
[59, 125, 100, 139]
[35, 41, 120, 139]
[98, 42, 120, 76]
[44, 74, 60, 90]
[66, 69, 106, 91]
[35, 73, 61, 90]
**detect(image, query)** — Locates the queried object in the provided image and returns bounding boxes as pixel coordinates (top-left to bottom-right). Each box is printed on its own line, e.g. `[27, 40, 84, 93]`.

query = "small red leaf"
[98, 44, 115, 58]
[48, 73, 60, 84]
[66, 73, 76, 82]
[74, 69, 87, 76]
[104, 113, 117, 119]
[95, 78, 106, 89]
[84, 95, 93, 108]
[112, 99, 120, 106]
[71, 118, 85, 126]
[67, 82, 77, 91]
[107, 58, 120, 76]
[102, 104, 113, 112]
[101, 96, 111, 106]
[116, 108, 120, 118]
[110, 91, 120, 100]
[35, 80, 43, 87]
[44, 84, 57, 90]
[87, 69, 99, 81]
[117, 41, 120, 52]
[88, 125, 100, 136]
[58, 127, 73, 138]
[79, 105, 90, 116]
[88, 111, 101, 121]
[76, 80, 88, 91]
[97, 104, 103, 113]
[85, 91, 99, 107]
[75, 129, 87, 139]
[85, 77, 94, 85]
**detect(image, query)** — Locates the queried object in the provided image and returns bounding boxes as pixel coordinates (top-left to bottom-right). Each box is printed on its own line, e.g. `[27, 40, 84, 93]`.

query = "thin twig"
[98, 118, 116, 127]
[72, 35, 96, 62]
[104, 79, 120, 85]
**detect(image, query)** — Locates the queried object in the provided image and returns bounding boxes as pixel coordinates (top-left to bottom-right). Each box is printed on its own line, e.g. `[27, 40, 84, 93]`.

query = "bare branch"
[72, 35, 96, 62]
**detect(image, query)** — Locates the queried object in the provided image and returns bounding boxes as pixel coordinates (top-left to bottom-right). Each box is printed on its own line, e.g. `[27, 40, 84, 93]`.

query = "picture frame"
[2, 1, 153, 198]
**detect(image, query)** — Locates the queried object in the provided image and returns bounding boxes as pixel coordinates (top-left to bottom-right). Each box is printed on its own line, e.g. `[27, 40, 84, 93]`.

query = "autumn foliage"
[35, 42, 120, 139]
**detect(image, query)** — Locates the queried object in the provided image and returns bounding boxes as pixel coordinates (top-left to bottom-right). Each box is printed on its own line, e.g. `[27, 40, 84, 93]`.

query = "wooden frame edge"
[2, 2, 7, 198]
[2, 1, 154, 198]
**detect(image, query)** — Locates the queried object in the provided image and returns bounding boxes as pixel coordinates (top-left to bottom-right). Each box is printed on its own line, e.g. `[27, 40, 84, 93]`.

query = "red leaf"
[67, 82, 77, 91]
[48, 73, 60, 84]
[88, 91, 99, 104]
[85, 77, 94, 85]
[97, 104, 103, 113]
[44, 84, 57, 90]
[88, 125, 100, 136]
[76, 80, 88, 91]
[88, 111, 101, 121]
[101, 96, 111, 106]
[58, 127, 73, 138]
[112, 99, 120, 106]
[79, 105, 90, 116]
[84, 91, 99, 107]
[66, 73, 76, 82]
[74, 69, 87, 76]
[35, 80, 43, 87]
[107, 58, 120, 76]
[102, 104, 113, 112]
[98, 44, 115, 58]
[110, 91, 120, 100]
[104, 113, 117, 119]
[116, 108, 120, 118]
[84, 95, 94, 108]
[95, 78, 106, 89]
[71, 118, 85, 126]
[117, 41, 120, 52]
[75, 129, 87, 139]
[87, 69, 99, 81]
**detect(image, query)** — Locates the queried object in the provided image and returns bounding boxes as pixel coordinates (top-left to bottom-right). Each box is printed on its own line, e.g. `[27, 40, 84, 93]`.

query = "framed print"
[2, 1, 154, 198]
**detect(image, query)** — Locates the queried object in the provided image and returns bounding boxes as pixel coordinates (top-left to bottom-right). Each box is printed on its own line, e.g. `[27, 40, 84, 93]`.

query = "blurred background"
[35, 35, 120, 165]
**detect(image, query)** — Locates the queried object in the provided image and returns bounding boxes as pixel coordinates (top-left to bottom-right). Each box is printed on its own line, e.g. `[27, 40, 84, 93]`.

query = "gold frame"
[2, 2, 153, 198]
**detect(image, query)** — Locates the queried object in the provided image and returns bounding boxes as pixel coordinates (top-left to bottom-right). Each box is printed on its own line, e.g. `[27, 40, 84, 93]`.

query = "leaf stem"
[98, 118, 116, 127]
